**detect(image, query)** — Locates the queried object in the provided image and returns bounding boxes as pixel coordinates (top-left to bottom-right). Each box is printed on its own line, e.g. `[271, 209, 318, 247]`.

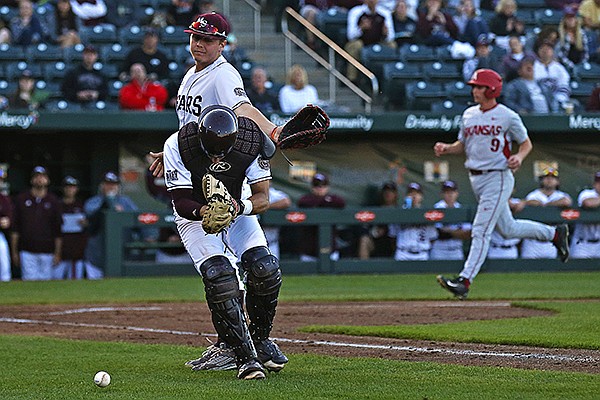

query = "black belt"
[398, 248, 426, 254]
[491, 244, 514, 249]
[583, 239, 600, 243]
[469, 169, 504, 175]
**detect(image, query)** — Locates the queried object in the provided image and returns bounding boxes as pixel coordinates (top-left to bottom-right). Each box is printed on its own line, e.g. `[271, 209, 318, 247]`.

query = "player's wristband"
[270, 127, 278, 142]
[239, 199, 253, 215]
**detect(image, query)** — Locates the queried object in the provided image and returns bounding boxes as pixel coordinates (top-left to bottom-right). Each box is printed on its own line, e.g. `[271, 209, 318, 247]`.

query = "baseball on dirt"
[93, 371, 111, 387]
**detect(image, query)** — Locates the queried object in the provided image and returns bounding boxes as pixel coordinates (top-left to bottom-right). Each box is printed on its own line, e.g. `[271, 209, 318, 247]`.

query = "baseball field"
[1, 271, 599, 399]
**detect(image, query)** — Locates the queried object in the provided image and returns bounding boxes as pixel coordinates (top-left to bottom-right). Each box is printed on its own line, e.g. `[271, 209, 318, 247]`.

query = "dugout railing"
[102, 207, 600, 277]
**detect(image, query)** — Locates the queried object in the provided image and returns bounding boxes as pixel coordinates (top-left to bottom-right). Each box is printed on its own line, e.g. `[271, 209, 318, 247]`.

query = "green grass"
[1, 271, 600, 305]
[0, 335, 598, 400]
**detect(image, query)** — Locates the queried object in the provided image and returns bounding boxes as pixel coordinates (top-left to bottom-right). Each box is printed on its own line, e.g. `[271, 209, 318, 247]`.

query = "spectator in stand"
[54, 176, 88, 280]
[488, 196, 525, 259]
[532, 26, 560, 51]
[521, 167, 572, 259]
[50, 0, 81, 48]
[7, 69, 50, 111]
[262, 184, 292, 260]
[579, 0, 600, 58]
[503, 57, 554, 114]
[0, 167, 12, 282]
[279, 64, 321, 113]
[533, 40, 573, 113]
[10, 0, 51, 46]
[297, 172, 346, 262]
[392, 0, 417, 47]
[357, 181, 398, 259]
[167, 0, 201, 27]
[462, 34, 502, 81]
[69, 0, 113, 44]
[488, 0, 525, 50]
[222, 33, 249, 71]
[500, 35, 535, 82]
[122, 28, 170, 81]
[453, 0, 489, 47]
[545, 0, 582, 10]
[61, 45, 108, 107]
[345, 0, 395, 84]
[119, 63, 168, 111]
[389, 182, 438, 261]
[570, 171, 600, 259]
[105, 0, 144, 29]
[11, 166, 63, 281]
[84, 171, 149, 279]
[586, 85, 600, 111]
[247, 67, 280, 114]
[430, 180, 471, 261]
[416, 0, 459, 47]
[0, 19, 10, 44]
[299, 0, 336, 50]
[556, 6, 590, 70]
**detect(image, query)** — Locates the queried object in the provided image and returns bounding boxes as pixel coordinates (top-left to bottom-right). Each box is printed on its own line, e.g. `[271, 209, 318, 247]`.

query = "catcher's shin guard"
[199, 256, 257, 364]
[240, 247, 282, 341]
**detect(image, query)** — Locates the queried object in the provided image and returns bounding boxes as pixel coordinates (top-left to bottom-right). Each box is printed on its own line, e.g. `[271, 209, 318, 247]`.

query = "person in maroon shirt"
[297, 172, 346, 261]
[54, 176, 89, 279]
[0, 167, 13, 282]
[10, 166, 63, 281]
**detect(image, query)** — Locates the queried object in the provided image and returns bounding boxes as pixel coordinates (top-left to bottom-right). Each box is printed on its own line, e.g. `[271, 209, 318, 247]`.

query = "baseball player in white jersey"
[521, 168, 572, 259]
[430, 180, 471, 260]
[163, 105, 288, 380]
[261, 185, 291, 259]
[389, 182, 438, 261]
[434, 69, 570, 299]
[570, 171, 600, 259]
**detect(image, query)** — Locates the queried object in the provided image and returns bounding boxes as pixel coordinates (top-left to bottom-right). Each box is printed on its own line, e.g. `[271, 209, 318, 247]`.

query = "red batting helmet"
[467, 69, 503, 99]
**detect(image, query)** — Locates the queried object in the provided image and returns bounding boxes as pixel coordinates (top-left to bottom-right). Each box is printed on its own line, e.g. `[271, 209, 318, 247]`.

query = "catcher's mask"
[198, 105, 238, 159]
[467, 68, 502, 99]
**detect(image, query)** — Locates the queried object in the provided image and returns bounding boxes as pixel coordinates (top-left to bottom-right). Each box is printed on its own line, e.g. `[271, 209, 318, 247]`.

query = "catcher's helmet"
[467, 69, 503, 99]
[198, 105, 238, 158]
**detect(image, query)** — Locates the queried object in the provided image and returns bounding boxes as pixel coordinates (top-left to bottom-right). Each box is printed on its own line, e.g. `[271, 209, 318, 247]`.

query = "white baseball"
[94, 371, 111, 387]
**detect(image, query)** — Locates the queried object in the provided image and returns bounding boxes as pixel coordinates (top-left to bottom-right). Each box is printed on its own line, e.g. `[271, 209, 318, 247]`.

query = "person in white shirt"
[570, 171, 600, 259]
[430, 180, 471, 260]
[278, 64, 320, 114]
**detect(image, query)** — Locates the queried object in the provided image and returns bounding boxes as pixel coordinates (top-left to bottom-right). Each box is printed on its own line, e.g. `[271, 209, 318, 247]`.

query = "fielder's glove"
[201, 174, 240, 234]
[277, 104, 330, 150]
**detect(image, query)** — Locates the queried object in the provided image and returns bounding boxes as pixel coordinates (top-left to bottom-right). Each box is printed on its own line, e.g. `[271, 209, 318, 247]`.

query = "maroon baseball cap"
[184, 13, 230, 38]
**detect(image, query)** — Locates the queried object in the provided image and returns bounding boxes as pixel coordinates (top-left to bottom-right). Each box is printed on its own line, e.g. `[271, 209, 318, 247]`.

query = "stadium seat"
[161, 26, 190, 44]
[573, 62, 600, 83]
[431, 99, 468, 114]
[0, 43, 27, 62]
[437, 45, 467, 68]
[406, 81, 446, 110]
[119, 25, 145, 46]
[0, 79, 17, 97]
[361, 44, 400, 85]
[167, 61, 188, 80]
[64, 44, 85, 63]
[400, 44, 437, 63]
[93, 62, 119, 79]
[423, 61, 462, 82]
[83, 25, 118, 44]
[45, 100, 83, 112]
[518, 0, 546, 10]
[0, 5, 18, 22]
[90, 100, 120, 111]
[102, 43, 130, 63]
[570, 81, 597, 106]
[6, 61, 43, 80]
[27, 43, 64, 63]
[36, 80, 61, 99]
[382, 61, 422, 108]
[237, 61, 255, 82]
[108, 80, 124, 100]
[173, 45, 193, 64]
[44, 61, 69, 82]
[516, 10, 536, 30]
[534, 9, 564, 27]
[445, 80, 472, 104]
[319, 8, 348, 47]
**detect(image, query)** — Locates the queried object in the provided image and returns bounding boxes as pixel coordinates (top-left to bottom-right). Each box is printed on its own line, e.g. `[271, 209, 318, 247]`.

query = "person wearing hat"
[297, 172, 346, 262]
[389, 182, 438, 261]
[122, 28, 170, 81]
[358, 181, 399, 259]
[521, 167, 572, 259]
[83, 171, 143, 279]
[61, 44, 108, 106]
[462, 33, 501, 82]
[0, 167, 13, 281]
[570, 171, 600, 258]
[7, 69, 50, 111]
[10, 166, 63, 281]
[54, 176, 89, 280]
[430, 180, 472, 260]
[503, 56, 554, 115]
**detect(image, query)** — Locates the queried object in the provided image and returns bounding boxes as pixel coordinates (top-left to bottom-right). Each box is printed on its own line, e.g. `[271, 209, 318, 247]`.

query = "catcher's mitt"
[277, 104, 329, 150]
[201, 174, 239, 234]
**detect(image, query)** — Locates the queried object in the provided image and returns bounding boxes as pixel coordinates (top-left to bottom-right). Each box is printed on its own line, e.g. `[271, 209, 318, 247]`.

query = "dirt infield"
[1, 301, 598, 374]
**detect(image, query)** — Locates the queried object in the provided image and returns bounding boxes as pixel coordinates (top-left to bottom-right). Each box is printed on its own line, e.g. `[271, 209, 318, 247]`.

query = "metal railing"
[223, 0, 262, 49]
[281, 7, 379, 113]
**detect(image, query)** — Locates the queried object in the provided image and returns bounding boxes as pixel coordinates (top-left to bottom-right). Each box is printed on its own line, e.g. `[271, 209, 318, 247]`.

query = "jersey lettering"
[463, 125, 502, 136]
[177, 95, 203, 116]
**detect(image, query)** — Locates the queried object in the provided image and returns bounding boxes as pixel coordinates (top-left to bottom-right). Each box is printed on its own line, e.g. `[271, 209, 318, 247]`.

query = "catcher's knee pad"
[241, 246, 282, 296]
[199, 256, 240, 303]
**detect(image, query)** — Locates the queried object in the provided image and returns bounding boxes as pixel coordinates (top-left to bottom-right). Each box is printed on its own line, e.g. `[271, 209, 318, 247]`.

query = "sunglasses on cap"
[186, 17, 227, 38]
[542, 168, 559, 177]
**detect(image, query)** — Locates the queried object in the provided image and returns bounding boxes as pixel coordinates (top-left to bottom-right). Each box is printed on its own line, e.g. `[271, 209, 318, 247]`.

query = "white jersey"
[521, 188, 569, 259]
[488, 230, 520, 259]
[389, 223, 438, 261]
[175, 55, 250, 127]
[458, 103, 529, 171]
[162, 132, 271, 194]
[430, 200, 471, 260]
[570, 188, 600, 259]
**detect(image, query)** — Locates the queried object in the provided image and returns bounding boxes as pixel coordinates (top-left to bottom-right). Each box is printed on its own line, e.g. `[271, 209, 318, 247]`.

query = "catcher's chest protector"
[178, 118, 264, 203]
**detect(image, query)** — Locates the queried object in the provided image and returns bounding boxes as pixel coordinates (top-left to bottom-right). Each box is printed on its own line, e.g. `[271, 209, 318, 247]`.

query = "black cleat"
[437, 275, 469, 300]
[237, 360, 266, 380]
[552, 224, 570, 263]
[254, 339, 288, 372]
